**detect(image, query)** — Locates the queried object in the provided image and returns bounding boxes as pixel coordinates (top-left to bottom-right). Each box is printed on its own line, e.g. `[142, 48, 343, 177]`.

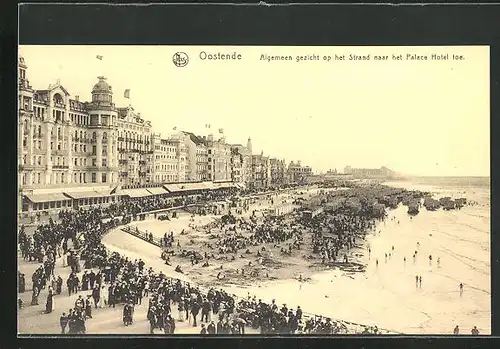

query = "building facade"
[152, 134, 187, 183]
[343, 166, 395, 178]
[270, 158, 287, 187]
[230, 147, 244, 184]
[116, 106, 153, 186]
[206, 134, 231, 182]
[288, 161, 313, 183]
[174, 131, 209, 182]
[251, 153, 271, 189]
[18, 56, 156, 213]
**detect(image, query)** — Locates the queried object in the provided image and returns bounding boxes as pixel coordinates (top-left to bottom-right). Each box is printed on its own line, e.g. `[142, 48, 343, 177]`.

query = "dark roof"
[182, 131, 206, 145]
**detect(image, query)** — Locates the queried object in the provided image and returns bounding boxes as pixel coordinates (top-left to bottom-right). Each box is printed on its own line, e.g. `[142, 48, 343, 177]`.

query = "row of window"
[155, 164, 184, 171]
[24, 195, 119, 212]
[154, 174, 180, 182]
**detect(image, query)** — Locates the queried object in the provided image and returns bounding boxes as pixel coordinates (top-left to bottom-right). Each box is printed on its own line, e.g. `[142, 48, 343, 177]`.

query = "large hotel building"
[17, 56, 313, 216]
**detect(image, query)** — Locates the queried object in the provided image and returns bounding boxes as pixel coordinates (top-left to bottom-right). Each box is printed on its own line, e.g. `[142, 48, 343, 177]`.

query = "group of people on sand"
[17, 189, 368, 335]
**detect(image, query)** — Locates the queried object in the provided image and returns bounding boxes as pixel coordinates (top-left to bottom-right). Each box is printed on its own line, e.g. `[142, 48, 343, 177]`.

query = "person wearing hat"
[75, 295, 84, 311]
[471, 326, 479, 335]
[281, 304, 288, 316]
[191, 299, 201, 327]
[200, 323, 207, 334]
[59, 312, 69, 334]
[453, 325, 459, 335]
[207, 321, 216, 334]
[148, 305, 157, 334]
[85, 296, 92, 319]
[296, 306, 303, 321]
[271, 299, 278, 312]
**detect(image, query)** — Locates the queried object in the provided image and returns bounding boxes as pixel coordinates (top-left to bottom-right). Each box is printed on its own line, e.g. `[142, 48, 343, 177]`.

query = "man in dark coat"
[85, 296, 93, 319]
[296, 306, 302, 321]
[56, 276, 63, 295]
[216, 319, 223, 334]
[67, 276, 73, 296]
[92, 286, 100, 308]
[89, 270, 96, 289]
[201, 298, 212, 323]
[191, 300, 200, 327]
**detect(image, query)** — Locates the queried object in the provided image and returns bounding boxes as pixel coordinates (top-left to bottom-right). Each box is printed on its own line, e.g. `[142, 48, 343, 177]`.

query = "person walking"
[100, 285, 108, 308]
[191, 300, 201, 327]
[453, 325, 459, 335]
[92, 286, 100, 309]
[85, 296, 93, 319]
[419, 276, 422, 288]
[459, 283, 464, 297]
[201, 298, 211, 323]
[60, 313, 69, 334]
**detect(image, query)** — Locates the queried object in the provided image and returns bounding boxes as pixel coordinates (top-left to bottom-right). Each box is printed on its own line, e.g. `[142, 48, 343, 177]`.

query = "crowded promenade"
[19, 184, 391, 335]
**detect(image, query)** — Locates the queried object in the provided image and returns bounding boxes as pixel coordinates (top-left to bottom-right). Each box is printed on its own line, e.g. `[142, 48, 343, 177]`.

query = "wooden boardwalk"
[121, 225, 163, 248]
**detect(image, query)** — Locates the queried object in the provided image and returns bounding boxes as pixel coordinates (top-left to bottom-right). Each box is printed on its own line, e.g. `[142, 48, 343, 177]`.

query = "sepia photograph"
[17, 45, 490, 336]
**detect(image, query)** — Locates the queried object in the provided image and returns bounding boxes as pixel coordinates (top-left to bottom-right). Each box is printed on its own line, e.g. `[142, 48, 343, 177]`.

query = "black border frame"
[2, 2, 500, 349]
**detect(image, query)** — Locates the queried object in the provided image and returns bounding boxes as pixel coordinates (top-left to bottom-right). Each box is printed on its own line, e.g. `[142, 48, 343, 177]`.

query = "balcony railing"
[53, 165, 69, 169]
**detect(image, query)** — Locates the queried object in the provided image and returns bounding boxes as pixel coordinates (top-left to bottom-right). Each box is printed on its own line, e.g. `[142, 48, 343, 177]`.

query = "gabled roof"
[182, 131, 207, 146]
[47, 83, 71, 96]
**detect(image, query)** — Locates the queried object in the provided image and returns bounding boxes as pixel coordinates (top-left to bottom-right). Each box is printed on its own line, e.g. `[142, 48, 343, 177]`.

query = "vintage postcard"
[17, 45, 490, 335]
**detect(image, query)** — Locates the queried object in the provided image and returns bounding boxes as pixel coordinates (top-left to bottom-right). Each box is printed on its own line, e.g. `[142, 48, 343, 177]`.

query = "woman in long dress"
[100, 285, 108, 308]
[31, 285, 39, 305]
[45, 288, 54, 314]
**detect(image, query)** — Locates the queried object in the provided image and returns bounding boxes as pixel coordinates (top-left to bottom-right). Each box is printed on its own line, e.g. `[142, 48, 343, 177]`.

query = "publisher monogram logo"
[173, 52, 189, 67]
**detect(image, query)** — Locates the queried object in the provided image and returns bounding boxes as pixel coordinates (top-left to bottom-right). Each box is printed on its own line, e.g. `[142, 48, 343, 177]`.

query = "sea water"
[103, 178, 490, 334]
[224, 177, 491, 334]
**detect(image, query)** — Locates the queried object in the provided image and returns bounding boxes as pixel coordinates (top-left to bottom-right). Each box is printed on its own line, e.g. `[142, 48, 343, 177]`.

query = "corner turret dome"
[92, 76, 113, 94]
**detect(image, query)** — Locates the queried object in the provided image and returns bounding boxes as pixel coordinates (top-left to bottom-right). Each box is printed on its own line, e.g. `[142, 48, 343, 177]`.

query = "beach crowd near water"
[17, 178, 490, 335]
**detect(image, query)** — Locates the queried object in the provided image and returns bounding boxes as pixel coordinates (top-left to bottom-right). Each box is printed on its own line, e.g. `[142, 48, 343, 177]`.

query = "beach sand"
[18, 183, 490, 334]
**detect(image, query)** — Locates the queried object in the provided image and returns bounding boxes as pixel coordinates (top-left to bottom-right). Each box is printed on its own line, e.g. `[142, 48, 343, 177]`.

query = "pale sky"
[18, 45, 490, 177]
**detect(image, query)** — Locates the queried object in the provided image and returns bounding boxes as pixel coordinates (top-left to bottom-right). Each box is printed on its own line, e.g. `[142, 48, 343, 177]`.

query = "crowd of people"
[18, 185, 384, 335]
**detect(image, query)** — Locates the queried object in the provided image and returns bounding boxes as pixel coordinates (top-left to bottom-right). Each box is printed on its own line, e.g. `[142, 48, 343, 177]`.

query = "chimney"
[75, 95, 79, 101]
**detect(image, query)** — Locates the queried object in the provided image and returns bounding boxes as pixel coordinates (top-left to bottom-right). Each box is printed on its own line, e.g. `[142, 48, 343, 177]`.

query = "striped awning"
[64, 191, 105, 199]
[164, 182, 210, 193]
[121, 188, 152, 198]
[212, 182, 235, 189]
[146, 187, 168, 195]
[25, 193, 70, 203]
